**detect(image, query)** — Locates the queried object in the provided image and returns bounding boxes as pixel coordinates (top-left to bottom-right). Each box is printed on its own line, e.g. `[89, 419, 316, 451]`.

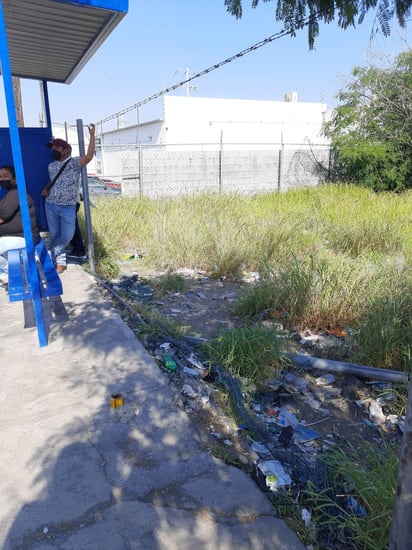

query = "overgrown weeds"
[85, 184, 412, 373]
[306, 440, 398, 550]
[84, 186, 410, 549]
[150, 272, 186, 292]
[203, 325, 283, 385]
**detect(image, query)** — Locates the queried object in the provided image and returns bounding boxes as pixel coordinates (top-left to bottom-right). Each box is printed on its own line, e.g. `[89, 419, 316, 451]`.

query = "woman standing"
[42, 124, 95, 273]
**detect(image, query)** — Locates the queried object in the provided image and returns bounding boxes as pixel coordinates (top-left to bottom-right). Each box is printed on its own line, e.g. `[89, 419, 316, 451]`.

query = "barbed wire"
[96, 16, 315, 126]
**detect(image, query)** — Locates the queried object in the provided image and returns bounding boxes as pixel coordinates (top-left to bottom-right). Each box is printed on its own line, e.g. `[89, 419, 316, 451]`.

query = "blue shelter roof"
[2, 0, 127, 83]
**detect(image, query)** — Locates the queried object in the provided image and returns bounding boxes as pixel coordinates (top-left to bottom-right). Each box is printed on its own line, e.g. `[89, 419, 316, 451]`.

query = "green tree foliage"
[224, 0, 411, 48]
[324, 51, 412, 191]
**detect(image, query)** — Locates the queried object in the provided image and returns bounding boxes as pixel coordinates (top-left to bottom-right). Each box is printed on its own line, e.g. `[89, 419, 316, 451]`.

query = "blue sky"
[4, 0, 412, 129]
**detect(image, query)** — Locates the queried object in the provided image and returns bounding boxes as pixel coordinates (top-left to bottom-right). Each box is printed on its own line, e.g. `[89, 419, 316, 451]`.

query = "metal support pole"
[76, 119, 95, 273]
[0, 0, 46, 346]
[40, 79, 52, 132]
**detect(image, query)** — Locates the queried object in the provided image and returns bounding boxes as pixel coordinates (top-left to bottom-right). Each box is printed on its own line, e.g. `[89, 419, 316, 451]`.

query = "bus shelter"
[0, 0, 128, 346]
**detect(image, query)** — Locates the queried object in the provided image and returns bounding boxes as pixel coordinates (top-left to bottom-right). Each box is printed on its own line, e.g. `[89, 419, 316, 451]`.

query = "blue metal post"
[0, 0, 47, 346]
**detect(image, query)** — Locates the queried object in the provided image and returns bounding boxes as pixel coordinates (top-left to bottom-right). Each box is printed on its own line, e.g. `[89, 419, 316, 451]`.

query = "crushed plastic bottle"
[160, 342, 177, 372]
[164, 353, 177, 373]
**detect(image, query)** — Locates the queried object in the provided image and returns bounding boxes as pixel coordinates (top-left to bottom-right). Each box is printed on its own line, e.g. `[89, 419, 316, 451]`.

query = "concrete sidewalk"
[0, 265, 304, 550]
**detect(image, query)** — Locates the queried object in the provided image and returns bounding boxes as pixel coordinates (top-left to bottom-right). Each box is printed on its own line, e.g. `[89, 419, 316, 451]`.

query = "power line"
[96, 16, 314, 126]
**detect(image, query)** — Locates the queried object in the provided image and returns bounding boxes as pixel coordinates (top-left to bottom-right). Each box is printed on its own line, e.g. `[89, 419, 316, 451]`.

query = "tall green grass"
[203, 325, 283, 385]
[307, 441, 398, 550]
[84, 185, 412, 371]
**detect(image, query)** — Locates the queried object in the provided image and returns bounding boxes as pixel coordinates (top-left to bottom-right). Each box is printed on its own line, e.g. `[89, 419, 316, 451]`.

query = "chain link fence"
[96, 142, 332, 198]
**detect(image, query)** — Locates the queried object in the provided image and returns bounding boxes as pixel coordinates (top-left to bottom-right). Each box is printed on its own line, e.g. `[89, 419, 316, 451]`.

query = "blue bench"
[8, 239, 62, 301]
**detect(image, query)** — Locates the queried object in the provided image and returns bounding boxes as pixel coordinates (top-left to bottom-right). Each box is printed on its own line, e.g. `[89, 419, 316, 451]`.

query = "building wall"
[163, 95, 330, 146]
[99, 94, 331, 150]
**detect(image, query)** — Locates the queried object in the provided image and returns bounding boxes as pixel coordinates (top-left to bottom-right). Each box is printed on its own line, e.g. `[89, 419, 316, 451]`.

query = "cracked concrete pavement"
[0, 264, 304, 550]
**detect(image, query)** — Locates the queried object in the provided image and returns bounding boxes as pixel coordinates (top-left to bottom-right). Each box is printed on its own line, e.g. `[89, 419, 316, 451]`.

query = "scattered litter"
[159, 343, 178, 372]
[300, 335, 319, 346]
[252, 402, 264, 414]
[257, 460, 292, 491]
[182, 366, 202, 377]
[377, 393, 395, 403]
[385, 415, 406, 433]
[325, 328, 347, 338]
[302, 394, 325, 411]
[283, 372, 310, 393]
[251, 441, 271, 457]
[181, 384, 197, 398]
[365, 381, 392, 389]
[223, 439, 233, 446]
[110, 394, 124, 408]
[312, 385, 342, 399]
[345, 496, 366, 517]
[164, 353, 177, 373]
[278, 425, 294, 446]
[293, 425, 321, 444]
[368, 401, 386, 425]
[160, 342, 173, 350]
[43, 527, 49, 534]
[186, 353, 205, 370]
[301, 508, 311, 527]
[315, 374, 336, 386]
[276, 407, 298, 428]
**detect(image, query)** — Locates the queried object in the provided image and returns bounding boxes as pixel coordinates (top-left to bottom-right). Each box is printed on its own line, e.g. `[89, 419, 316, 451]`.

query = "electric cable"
[96, 12, 319, 126]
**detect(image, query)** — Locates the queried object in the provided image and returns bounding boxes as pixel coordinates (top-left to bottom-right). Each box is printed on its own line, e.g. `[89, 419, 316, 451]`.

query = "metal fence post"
[219, 130, 223, 194]
[278, 144, 285, 191]
[138, 145, 143, 197]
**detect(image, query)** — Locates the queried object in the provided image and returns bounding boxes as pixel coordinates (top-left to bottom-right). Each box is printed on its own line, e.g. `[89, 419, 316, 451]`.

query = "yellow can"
[110, 393, 124, 408]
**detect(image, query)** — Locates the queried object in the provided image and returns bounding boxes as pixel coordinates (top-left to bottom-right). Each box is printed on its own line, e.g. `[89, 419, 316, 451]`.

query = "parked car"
[99, 177, 122, 190]
[88, 174, 121, 190]
[86, 176, 121, 197]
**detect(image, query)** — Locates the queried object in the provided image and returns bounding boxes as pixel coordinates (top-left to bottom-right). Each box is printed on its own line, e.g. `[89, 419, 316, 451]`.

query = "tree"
[323, 51, 412, 191]
[224, 0, 412, 48]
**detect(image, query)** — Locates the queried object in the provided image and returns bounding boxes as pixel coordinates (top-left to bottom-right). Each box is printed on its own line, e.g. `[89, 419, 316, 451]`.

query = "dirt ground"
[105, 260, 404, 459]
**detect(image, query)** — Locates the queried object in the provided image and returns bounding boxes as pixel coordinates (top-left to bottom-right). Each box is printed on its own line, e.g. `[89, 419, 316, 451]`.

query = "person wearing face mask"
[0, 165, 40, 287]
[42, 124, 95, 274]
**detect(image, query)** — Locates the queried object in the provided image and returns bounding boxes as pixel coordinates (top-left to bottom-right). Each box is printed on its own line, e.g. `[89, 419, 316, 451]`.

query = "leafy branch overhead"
[224, 0, 411, 48]
[324, 51, 412, 191]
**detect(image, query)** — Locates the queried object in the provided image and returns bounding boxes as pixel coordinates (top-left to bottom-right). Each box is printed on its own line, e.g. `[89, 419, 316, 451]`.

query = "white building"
[95, 94, 332, 197]
[99, 93, 331, 150]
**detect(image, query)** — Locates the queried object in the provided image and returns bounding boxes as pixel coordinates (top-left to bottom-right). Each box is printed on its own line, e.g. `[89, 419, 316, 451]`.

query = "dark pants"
[69, 202, 86, 255]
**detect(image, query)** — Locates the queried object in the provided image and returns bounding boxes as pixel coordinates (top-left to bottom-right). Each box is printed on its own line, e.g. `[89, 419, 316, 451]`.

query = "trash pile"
[100, 268, 406, 548]
[103, 268, 405, 464]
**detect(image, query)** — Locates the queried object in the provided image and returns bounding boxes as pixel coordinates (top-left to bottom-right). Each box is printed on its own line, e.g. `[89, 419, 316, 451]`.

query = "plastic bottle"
[164, 353, 177, 373]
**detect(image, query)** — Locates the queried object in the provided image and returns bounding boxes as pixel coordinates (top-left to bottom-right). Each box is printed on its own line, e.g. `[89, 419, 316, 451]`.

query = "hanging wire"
[96, 13, 317, 126]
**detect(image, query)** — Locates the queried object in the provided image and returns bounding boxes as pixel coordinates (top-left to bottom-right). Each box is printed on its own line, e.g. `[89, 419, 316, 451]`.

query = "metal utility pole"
[185, 67, 190, 96]
[183, 67, 197, 96]
[12, 76, 24, 127]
